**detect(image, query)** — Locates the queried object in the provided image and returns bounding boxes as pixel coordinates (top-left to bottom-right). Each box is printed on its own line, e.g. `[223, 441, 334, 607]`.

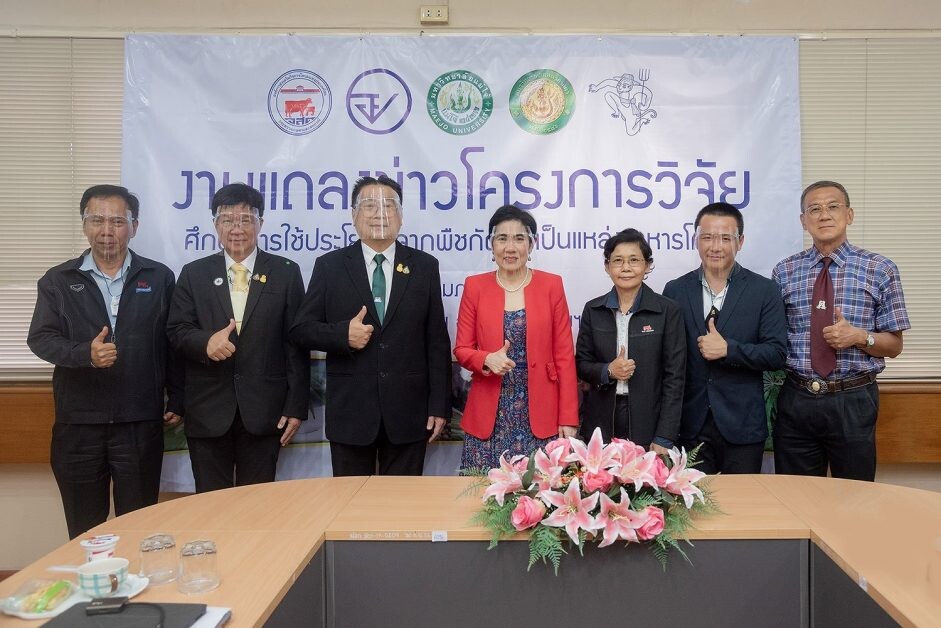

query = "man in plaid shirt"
[771, 180, 910, 481]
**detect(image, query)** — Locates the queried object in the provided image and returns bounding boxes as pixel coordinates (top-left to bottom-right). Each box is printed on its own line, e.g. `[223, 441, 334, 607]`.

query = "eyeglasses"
[697, 231, 740, 245]
[83, 214, 132, 229]
[354, 199, 401, 214]
[607, 256, 647, 269]
[214, 213, 259, 230]
[803, 202, 848, 219]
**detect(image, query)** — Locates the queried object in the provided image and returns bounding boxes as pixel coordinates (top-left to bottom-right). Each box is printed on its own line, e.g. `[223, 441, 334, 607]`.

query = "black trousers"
[681, 410, 764, 475]
[50, 421, 164, 539]
[186, 410, 283, 493]
[773, 378, 879, 481]
[600, 395, 651, 449]
[330, 422, 427, 476]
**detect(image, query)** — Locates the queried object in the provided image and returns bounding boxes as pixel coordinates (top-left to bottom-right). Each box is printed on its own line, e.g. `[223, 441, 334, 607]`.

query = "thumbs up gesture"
[90, 326, 117, 368]
[348, 306, 374, 350]
[484, 339, 516, 376]
[823, 306, 862, 349]
[697, 318, 728, 360]
[607, 345, 635, 381]
[207, 319, 237, 361]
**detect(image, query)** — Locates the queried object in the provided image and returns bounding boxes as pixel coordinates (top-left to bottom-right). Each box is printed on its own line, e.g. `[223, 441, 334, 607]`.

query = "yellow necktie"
[230, 263, 249, 333]
[231, 263, 249, 292]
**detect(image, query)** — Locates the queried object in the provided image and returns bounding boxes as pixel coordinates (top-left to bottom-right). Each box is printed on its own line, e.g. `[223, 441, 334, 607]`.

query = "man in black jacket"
[28, 185, 183, 539]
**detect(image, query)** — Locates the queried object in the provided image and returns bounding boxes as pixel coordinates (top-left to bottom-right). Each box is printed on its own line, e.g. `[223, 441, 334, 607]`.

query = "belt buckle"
[809, 378, 828, 394]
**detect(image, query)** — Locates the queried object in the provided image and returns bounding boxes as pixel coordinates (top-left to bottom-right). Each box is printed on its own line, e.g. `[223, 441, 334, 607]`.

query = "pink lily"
[482, 453, 524, 506]
[613, 450, 659, 492]
[533, 446, 566, 491]
[539, 478, 600, 544]
[567, 427, 618, 474]
[663, 447, 706, 508]
[595, 488, 647, 547]
[544, 437, 572, 460]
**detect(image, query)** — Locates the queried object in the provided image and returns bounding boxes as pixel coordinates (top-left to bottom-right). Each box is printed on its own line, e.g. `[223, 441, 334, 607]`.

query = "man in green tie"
[291, 175, 452, 476]
[168, 183, 309, 492]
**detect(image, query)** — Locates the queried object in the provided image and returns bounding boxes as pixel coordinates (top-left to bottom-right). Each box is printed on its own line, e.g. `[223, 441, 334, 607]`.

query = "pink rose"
[652, 456, 670, 487]
[582, 469, 614, 493]
[511, 496, 547, 531]
[636, 506, 665, 540]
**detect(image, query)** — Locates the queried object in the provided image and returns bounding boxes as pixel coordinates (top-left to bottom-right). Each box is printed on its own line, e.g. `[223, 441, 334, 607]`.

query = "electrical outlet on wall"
[420, 5, 449, 24]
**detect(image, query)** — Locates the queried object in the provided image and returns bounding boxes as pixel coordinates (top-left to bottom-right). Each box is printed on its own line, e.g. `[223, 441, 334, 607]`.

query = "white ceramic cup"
[77, 557, 129, 598]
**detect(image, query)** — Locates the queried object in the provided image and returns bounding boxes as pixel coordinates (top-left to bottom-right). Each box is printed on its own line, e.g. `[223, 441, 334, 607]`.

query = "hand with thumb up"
[484, 339, 516, 376]
[348, 306, 375, 350]
[207, 318, 237, 361]
[697, 317, 728, 360]
[822, 306, 863, 349]
[607, 345, 635, 381]
[90, 326, 117, 368]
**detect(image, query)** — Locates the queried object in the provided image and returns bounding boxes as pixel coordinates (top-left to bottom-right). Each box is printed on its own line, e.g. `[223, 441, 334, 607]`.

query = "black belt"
[786, 372, 877, 395]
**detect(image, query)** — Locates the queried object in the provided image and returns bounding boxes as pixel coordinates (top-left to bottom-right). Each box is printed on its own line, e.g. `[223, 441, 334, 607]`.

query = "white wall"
[3, 0, 941, 35]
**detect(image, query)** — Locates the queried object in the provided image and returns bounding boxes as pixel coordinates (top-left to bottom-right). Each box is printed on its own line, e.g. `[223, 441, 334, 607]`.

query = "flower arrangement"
[469, 427, 718, 573]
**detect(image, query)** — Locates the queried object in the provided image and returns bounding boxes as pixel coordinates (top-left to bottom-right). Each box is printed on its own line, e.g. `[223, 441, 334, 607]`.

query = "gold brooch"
[252, 274, 267, 283]
[396, 264, 410, 274]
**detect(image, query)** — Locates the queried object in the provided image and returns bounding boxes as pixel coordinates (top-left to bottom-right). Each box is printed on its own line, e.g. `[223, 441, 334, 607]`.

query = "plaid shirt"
[772, 241, 910, 379]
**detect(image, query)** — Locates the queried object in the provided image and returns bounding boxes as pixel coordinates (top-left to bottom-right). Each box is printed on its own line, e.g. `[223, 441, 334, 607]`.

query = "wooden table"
[1, 475, 938, 627]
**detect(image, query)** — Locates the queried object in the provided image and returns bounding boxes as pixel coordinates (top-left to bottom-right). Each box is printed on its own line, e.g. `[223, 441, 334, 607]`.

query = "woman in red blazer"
[454, 205, 579, 471]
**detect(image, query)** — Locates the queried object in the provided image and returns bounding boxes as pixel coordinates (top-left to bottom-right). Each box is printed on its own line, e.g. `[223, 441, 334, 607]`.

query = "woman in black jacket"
[576, 228, 686, 454]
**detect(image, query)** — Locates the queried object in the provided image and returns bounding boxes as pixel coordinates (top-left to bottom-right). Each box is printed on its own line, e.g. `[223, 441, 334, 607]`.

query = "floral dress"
[461, 309, 552, 471]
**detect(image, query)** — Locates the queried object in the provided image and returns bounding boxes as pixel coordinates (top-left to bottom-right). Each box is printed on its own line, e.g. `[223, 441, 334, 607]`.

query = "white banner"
[123, 34, 801, 489]
[124, 34, 801, 328]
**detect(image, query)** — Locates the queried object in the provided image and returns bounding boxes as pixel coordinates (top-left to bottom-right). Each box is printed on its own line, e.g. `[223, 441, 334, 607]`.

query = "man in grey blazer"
[663, 202, 786, 474]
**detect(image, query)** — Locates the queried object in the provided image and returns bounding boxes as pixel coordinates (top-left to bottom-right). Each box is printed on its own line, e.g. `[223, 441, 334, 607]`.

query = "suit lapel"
[383, 246, 413, 326]
[687, 272, 707, 336]
[344, 243, 380, 325]
[211, 253, 235, 320]
[240, 250, 268, 331]
[717, 267, 746, 335]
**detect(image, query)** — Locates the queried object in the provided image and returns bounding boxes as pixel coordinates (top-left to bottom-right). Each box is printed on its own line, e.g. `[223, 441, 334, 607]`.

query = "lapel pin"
[213, 277, 224, 286]
[396, 263, 410, 274]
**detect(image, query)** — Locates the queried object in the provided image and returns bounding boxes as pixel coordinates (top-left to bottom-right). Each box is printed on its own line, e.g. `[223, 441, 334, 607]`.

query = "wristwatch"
[861, 332, 875, 349]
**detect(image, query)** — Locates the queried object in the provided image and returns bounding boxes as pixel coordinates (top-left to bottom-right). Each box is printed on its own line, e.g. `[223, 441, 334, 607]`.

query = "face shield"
[488, 220, 536, 274]
[352, 187, 403, 243]
[82, 210, 136, 264]
[695, 227, 742, 257]
[213, 205, 261, 260]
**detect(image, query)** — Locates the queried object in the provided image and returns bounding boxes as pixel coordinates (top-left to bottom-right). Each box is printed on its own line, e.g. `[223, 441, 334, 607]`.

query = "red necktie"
[810, 257, 836, 378]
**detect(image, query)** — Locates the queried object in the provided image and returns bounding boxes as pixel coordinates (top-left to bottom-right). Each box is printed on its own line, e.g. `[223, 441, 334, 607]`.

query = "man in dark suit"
[290, 175, 451, 476]
[663, 202, 786, 474]
[168, 183, 309, 492]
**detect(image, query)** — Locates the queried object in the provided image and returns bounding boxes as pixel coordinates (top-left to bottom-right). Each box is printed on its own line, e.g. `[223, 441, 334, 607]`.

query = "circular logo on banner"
[427, 70, 493, 135]
[509, 69, 575, 135]
[346, 68, 413, 135]
[268, 69, 332, 136]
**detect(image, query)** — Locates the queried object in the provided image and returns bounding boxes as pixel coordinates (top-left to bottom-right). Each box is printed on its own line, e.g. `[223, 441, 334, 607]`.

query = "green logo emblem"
[509, 69, 575, 135]
[427, 70, 494, 135]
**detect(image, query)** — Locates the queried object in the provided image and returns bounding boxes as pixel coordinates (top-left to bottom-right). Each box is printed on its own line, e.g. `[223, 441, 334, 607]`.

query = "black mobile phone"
[85, 596, 129, 615]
